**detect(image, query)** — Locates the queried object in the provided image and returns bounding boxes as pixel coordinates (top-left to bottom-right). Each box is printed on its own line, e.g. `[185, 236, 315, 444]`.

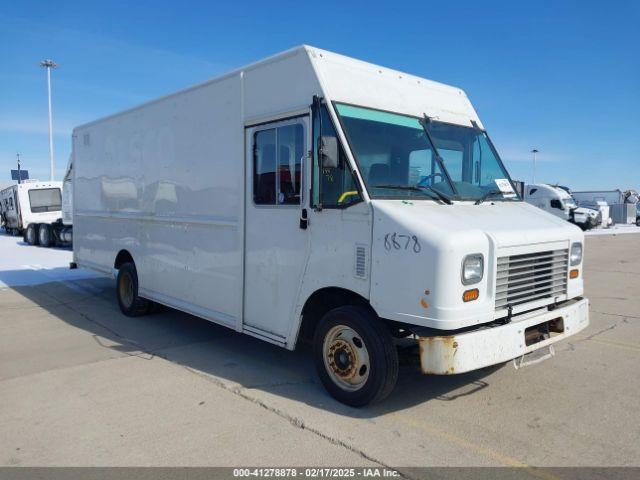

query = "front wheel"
[313, 306, 398, 407]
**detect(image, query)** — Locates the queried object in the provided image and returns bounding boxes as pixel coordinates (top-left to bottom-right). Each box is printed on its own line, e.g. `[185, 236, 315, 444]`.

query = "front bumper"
[419, 298, 589, 374]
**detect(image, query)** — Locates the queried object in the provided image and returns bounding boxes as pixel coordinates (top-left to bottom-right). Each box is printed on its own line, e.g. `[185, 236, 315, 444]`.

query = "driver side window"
[312, 105, 361, 208]
[550, 199, 563, 210]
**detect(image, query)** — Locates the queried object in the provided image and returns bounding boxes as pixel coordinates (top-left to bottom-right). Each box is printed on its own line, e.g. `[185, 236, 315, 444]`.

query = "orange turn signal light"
[570, 269, 579, 279]
[463, 288, 479, 302]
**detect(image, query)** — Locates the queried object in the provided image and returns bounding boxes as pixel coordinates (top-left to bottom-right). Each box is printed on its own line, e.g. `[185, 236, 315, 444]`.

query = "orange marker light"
[463, 289, 479, 302]
[570, 269, 579, 279]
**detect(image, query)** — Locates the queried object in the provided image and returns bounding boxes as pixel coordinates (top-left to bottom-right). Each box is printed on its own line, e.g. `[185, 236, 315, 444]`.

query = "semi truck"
[0, 160, 74, 247]
[524, 184, 600, 230]
[0, 181, 67, 243]
[72, 46, 589, 406]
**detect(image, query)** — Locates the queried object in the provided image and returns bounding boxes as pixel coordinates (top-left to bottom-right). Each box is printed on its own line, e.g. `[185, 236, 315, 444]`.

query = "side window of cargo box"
[312, 106, 361, 208]
[253, 124, 304, 205]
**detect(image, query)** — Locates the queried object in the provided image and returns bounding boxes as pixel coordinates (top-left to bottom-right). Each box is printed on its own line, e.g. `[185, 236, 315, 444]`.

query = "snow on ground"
[585, 224, 640, 236]
[0, 231, 102, 288]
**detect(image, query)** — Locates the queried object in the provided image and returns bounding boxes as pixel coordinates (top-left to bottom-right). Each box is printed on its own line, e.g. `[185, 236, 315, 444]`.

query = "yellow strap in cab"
[338, 191, 359, 204]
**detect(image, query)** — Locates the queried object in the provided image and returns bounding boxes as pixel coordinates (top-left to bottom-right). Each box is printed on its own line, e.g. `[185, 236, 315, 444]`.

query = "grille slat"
[495, 248, 569, 310]
[497, 251, 568, 266]
[497, 257, 568, 274]
[496, 267, 565, 290]
[496, 273, 567, 294]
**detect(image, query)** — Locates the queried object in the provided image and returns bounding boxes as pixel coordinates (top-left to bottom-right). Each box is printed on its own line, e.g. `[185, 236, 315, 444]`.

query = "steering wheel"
[418, 172, 444, 187]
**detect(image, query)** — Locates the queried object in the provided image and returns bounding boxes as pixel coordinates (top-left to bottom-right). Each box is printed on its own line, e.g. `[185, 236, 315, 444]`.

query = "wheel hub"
[322, 325, 370, 391]
[328, 340, 357, 379]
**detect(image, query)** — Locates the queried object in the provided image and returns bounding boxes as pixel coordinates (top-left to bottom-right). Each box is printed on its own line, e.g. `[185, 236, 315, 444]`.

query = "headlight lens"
[462, 254, 484, 285]
[570, 242, 583, 266]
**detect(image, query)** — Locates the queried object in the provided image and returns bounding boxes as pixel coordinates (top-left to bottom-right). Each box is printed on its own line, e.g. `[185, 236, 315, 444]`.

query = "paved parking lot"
[1, 234, 639, 468]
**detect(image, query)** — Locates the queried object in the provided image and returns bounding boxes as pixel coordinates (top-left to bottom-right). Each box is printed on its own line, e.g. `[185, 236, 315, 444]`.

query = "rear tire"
[116, 262, 150, 317]
[38, 224, 52, 247]
[313, 305, 398, 407]
[24, 224, 39, 245]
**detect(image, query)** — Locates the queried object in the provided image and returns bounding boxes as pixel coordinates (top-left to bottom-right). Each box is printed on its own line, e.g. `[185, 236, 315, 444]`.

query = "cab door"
[243, 116, 310, 342]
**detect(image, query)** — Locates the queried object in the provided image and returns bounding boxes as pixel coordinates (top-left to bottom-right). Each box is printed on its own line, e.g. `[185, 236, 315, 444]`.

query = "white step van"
[72, 46, 589, 406]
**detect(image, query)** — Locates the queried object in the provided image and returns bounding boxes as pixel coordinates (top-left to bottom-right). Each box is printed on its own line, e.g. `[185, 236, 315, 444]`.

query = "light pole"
[531, 149, 539, 184]
[40, 59, 58, 181]
[16, 153, 22, 185]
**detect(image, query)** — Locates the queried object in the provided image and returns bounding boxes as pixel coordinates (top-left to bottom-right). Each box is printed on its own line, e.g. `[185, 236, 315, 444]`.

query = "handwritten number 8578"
[384, 233, 421, 253]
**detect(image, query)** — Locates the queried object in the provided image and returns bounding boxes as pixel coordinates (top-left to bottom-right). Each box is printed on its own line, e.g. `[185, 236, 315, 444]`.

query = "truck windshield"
[29, 188, 62, 213]
[335, 103, 519, 202]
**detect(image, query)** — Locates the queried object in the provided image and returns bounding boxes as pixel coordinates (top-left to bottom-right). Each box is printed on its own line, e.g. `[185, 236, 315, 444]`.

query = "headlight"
[462, 254, 484, 285]
[570, 242, 583, 266]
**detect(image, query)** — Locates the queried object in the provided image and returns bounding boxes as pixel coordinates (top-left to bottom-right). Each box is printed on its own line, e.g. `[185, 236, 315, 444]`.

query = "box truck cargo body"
[73, 46, 589, 406]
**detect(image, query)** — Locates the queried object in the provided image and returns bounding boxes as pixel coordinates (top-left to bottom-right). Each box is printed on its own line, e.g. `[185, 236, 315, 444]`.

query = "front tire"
[116, 262, 150, 317]
[38, 224, 52, 247]
[24, 224, 39, 245]
[313, 306, 398, 407]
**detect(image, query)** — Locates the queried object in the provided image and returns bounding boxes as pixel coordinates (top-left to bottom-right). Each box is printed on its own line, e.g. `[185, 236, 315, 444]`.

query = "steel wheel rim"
[27, 227, 34, 244]
[119, 272, 134, 308]
[322, 325, 370, 391]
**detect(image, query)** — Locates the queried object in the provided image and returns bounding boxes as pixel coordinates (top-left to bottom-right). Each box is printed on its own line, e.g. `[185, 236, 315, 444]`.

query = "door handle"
[299, 208, 308, 230]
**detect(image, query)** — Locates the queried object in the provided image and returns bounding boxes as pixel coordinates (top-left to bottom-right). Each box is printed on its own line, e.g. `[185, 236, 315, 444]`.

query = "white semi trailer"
[72, 46, 589, 406]
[0, 181, 66, 243]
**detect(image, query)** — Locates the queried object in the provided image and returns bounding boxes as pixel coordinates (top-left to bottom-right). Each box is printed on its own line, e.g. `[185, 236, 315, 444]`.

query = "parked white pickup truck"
[72, 46, 589, 406]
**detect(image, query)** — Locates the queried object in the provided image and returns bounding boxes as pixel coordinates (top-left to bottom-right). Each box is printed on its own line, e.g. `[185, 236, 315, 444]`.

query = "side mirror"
[320, 136, 339, 168]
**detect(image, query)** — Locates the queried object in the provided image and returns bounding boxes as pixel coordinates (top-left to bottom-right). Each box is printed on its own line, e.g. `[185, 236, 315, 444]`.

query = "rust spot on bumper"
[419, 335, 460, 375]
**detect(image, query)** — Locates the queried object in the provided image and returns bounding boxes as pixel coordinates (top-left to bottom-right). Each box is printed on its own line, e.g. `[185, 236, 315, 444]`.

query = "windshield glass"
[335, 103, 518, 202]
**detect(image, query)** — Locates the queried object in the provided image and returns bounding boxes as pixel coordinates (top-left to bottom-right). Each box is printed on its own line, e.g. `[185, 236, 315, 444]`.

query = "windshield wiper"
[474, 190, 508, 205]
[418, 114, 459, 198]
[417, 185, 453, 204]
[373, 184, 453, 205]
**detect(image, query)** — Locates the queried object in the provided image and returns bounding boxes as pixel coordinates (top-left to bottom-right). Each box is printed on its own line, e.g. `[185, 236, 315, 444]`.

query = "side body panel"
[1, 186, 20, 229]
[74, 74, 245, 328]
[73, 47, 344, 340]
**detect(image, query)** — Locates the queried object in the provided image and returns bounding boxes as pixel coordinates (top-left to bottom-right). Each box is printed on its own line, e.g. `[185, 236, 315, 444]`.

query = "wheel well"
[114, 250, 134, 269]
[297, 287, 376, 346]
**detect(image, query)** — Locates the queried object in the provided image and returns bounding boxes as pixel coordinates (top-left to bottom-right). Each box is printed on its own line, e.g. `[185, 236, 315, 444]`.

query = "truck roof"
[1, 181, 63, 193]
[526, 183, 573, 199]
[74, 45, 480, 132]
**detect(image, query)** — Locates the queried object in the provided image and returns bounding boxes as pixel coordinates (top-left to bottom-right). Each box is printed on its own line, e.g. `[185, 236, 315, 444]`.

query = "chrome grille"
[495, 249, 568, 310]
